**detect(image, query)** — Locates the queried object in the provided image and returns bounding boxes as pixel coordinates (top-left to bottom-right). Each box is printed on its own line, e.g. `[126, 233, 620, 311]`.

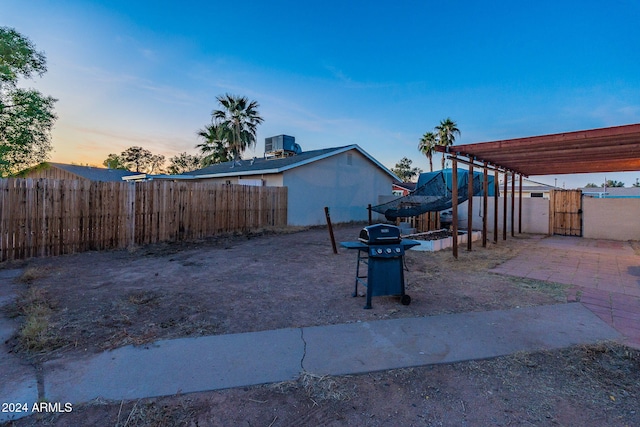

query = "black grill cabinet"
[341, 224, 420, 309]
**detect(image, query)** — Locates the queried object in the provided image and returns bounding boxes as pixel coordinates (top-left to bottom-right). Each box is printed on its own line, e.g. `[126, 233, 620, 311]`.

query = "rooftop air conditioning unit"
[265, 135, 301, 157]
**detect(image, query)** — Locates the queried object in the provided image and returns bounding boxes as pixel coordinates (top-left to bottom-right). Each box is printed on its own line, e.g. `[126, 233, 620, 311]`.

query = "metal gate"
[549, 189, 583, 236]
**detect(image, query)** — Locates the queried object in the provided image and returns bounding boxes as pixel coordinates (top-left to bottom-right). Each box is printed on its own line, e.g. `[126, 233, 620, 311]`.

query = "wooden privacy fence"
[0, 179, 288, 261]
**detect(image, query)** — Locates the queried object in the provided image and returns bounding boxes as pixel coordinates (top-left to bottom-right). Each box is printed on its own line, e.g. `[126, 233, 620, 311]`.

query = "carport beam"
[503, 172, 508, 240]
[494, 169, 498, 243]
[452, 157, 459, 259]
[482, 163, 488, 247]
[511, 173, 516, 237]
[467, 161, 474, 252]
[518, 174, 523, 234]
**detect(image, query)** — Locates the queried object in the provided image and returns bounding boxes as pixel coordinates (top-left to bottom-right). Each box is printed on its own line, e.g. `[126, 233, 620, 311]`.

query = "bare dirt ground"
[2, 224, 639, 426]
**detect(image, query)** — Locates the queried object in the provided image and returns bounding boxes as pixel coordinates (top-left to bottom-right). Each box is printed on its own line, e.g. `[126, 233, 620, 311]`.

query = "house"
[127, 142, 401, 226]
[192, 144, 400, 226]
[503, 177, 557, 199]
[581, 186, 640, 198]
[18, 162, 140, 182]
[392, 182, 417, 196]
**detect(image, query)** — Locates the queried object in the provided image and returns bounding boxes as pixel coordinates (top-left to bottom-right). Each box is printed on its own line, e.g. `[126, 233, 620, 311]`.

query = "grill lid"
[358, 224, 402, 244]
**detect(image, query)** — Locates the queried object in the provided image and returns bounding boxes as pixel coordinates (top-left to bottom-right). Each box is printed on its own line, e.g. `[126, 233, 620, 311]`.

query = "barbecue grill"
[341, 224, 420, 309]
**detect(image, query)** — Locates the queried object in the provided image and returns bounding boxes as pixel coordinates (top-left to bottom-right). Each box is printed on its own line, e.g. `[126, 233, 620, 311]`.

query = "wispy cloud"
[67, 64, 198, 106]
[322, 63, 398, 90]
[66, 125, 195, 155]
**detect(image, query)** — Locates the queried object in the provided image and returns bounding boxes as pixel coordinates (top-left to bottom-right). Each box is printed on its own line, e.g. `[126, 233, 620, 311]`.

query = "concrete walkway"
[1, 303, 620, 422]
[491, 235, 640, 348]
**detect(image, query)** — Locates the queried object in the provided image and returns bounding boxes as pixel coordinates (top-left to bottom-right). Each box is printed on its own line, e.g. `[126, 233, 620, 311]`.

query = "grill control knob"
[376, 248, 383, 254]
[385, 248, 392, 254]
[395, 247, 401, 253]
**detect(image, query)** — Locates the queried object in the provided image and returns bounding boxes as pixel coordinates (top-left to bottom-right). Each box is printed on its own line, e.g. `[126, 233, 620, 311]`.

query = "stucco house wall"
[284, 150, 393, 225]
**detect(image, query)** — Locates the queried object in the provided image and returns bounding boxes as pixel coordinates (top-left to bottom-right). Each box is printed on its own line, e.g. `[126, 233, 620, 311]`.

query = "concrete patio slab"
[491, 235, 640, 348]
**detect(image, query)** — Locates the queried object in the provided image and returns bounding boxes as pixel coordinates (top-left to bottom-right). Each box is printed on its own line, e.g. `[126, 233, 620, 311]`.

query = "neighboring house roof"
[581, 187, 640, 197]
[127, 145, 401, 182]
[519, 186, 554, 192]
[48, 163, 140, 181]
[393, 182, 417, 192]
[506, 177, 558, 187]
[503, 177, 558, 193]
[505, 185, 555, 192]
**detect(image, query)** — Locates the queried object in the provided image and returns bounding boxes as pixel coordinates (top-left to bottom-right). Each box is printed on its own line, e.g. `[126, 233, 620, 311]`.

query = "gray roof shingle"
[49, 163, 140, 181]
[187, 146, 350, 176]
[119, 145, 400, 182]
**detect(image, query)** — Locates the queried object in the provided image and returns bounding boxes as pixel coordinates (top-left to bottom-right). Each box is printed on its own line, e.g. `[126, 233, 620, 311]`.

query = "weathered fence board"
[0, 179, 288, 261]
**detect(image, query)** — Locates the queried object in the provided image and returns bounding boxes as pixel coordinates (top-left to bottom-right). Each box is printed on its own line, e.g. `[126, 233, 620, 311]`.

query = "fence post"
[128, 181, 136, 248]
[324, 207, 338, 254]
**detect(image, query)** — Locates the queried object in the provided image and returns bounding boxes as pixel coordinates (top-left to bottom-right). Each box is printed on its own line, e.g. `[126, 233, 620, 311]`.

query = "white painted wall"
[583, 198, 640, 240]
[456, 196, 550, 235]
[284, 150, 394, 225]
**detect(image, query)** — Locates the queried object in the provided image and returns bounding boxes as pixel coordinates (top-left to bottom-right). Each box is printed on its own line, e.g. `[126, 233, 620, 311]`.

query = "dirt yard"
[2, 224, 639, 426]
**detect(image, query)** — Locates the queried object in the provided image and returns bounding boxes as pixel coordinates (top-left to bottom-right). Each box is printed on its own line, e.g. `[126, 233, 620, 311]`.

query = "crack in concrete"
[299, 327, 307, 372]
[35, 363, 45, 400]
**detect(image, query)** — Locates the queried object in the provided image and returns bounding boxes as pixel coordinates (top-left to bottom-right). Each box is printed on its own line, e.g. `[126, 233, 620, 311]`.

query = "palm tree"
[212, 94, 264, 161]
[435, 118, 460, 169]
[418, 131, 438, 172]
[196, 123, 233, 166]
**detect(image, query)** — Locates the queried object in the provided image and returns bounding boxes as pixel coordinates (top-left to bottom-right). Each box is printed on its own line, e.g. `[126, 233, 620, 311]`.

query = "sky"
[3, 0, 640, 188]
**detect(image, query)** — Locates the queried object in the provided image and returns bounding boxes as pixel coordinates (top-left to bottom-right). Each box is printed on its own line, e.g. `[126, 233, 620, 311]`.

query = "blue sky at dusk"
[3, 0, 640, 187]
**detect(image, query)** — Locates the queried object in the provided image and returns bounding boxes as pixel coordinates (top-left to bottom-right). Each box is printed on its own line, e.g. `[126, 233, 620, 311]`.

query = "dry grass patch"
[113, 398, 204, 427]
[270, 372, 356, 403]
[18, 266, 50, 283]
[508, 277, 568, 302]
[14, 285, 64, 354]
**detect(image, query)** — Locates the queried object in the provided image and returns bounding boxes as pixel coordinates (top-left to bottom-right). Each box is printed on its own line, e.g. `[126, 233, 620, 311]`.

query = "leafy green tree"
[604, 179, 624, 188]
[196, 123, 233, 166]
[168, 152, 202, 174]
[103, 153, 128, 170]
[104, 146, 164, 173]
[102, 147, 165, 173]
[435, 118, 460, 169]
[392, 157, 422, 182]
[0, 27, 57, 176]
[120, 146, 152, 173]
[584, 183, 599, 188]
[418, 131, 438, 172]
[211, 94, 263, 161]
[149, 154, 166, 174]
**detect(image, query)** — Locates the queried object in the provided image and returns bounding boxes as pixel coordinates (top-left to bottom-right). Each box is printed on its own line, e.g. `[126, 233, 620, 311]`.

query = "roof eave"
[190, 145, 401, 181]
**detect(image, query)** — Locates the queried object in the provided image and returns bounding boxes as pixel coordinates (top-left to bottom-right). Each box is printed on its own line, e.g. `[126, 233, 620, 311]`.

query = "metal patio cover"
[437, 123, 640, 176]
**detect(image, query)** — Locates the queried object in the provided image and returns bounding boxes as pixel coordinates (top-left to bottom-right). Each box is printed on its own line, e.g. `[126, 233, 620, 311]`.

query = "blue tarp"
[372, 169, 495, 220]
